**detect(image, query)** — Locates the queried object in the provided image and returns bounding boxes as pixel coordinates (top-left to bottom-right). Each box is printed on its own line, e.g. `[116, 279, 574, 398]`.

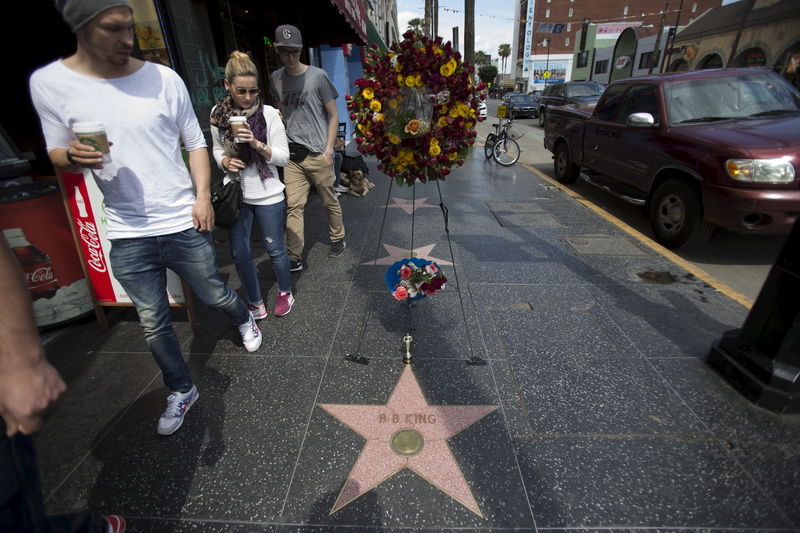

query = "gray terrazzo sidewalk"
[35, 148, 800, 532]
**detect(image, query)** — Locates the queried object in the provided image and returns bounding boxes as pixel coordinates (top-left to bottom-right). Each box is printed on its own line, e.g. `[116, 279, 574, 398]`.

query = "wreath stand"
[345, 174, 486, 367]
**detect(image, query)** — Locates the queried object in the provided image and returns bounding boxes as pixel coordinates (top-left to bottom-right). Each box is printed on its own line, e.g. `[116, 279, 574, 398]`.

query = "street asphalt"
[35, 132, 800, 532]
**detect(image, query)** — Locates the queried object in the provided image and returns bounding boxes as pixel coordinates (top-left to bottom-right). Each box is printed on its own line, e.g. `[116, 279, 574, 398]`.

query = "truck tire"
[554, 142, 580, 184]
[649, 179, 714, 249]
[538, 108, 546, 127]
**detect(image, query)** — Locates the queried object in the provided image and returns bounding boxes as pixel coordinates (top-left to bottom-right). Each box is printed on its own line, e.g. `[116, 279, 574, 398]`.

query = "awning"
[330, 0, 368, 45]
[366, 17, 387, 49]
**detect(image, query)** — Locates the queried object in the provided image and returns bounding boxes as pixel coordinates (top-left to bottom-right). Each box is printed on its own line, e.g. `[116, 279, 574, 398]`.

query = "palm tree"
[475, 50, 490, 66]
[498, 43, 511, 75]
[407, 17, 424, 35]
[464, 0, 475, 66]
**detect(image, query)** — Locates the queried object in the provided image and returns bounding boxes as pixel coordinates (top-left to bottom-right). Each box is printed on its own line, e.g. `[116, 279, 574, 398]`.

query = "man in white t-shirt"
[29, 0, 262, 437]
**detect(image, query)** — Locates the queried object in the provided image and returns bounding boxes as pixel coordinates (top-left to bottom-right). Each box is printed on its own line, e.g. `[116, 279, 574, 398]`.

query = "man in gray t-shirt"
[270, 24, 345, 271]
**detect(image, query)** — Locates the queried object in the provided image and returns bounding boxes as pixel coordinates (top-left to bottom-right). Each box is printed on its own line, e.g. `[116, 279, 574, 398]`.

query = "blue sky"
[396, 0, 742, 73]
[396, 0, 517, 70]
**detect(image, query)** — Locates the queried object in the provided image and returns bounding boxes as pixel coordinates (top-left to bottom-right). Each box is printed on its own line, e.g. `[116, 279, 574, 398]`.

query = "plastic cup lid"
[73, 121, 105, 133]
[229, 116, 247, 123]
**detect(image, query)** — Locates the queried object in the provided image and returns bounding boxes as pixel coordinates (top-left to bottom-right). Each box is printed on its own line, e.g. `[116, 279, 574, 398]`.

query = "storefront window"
[161, 0, 226, 133]
[735, 47, 767, 68]
[778, 42, 800, 90]
[130, 0, 174, 67]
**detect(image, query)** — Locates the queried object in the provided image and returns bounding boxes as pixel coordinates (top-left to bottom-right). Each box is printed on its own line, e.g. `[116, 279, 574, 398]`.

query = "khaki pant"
[284, 154, 345, 261]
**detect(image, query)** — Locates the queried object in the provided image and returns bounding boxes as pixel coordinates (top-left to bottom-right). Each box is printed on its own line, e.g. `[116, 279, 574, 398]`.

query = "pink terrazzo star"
[384, 197, 439, 214]
[318, 365, 498, 516]
[361, 243, 453, 266]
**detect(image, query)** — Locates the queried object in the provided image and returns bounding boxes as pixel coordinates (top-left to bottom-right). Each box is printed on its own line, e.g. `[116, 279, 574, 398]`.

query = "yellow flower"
[370, 100, 382, 112]
[362, 87, 374, 100]
[432, 45, 442, 55]
[466, 121, 475, 129]
[448, 152, 458, 161]
[439, 58, 458, 77]
[429, 141, 441, 156]
[414, 75, 423, 87]
[438, 107, 448, 115]
[457, 102, 470, 117]
[376, 113, 384, 121]
[397, 74, 404, 85]
[405, 76, 416, 87]
[437, 116, 448, 127]
[388, 134, 400, 144]
[448, 107, 459, 118]
[358, 123, 368, 133]
[395, 62, 402, 72]
[389, 99, 398, 110]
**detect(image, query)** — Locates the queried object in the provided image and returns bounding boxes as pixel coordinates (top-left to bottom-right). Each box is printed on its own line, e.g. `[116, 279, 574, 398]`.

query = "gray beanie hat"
[54, 0, 132, 31]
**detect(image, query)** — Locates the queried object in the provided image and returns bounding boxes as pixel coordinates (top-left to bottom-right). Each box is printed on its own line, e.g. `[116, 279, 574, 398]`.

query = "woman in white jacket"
[211, 51, 293, 319]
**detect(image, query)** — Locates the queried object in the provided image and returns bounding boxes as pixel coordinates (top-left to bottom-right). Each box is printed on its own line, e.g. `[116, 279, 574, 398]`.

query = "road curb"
[518, 161, 754, 310]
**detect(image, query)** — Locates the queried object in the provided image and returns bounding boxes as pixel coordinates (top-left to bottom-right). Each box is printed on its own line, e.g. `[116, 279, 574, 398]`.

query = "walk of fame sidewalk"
[35, 149, 800, 532]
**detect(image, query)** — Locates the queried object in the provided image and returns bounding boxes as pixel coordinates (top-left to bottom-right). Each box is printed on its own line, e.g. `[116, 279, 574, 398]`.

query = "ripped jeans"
[228, 200, 292, 304]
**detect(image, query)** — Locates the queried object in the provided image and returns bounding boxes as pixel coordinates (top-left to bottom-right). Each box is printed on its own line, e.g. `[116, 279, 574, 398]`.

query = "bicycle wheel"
[493, 137, 520, 166]
[484, 133, 497, 159]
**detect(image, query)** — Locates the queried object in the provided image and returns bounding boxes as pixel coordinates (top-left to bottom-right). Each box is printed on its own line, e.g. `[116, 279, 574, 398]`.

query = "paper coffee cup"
[73, 122, 111, 163]
[229, 116, 247, 143]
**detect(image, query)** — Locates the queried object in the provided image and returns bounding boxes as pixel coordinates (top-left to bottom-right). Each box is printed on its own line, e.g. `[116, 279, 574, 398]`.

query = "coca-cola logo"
[27, 266, 55, 284]
[77, 219, 107, 273]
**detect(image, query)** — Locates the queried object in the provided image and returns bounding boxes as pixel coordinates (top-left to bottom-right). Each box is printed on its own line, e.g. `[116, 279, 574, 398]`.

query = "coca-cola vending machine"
[0, 183, 93, 327]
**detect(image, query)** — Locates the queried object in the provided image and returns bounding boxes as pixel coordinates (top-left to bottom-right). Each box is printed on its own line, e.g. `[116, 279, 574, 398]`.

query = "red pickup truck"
[543, 69, 800, 248]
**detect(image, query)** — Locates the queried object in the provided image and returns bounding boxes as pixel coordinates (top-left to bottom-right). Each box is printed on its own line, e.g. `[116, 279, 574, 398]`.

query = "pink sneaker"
[274, 291, 295, 316]
[247, 301, 267, 320]
[103, 515, 126, 532]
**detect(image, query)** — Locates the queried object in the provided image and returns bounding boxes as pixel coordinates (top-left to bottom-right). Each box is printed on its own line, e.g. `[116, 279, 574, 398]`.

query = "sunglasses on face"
[234, 87, 260, 96]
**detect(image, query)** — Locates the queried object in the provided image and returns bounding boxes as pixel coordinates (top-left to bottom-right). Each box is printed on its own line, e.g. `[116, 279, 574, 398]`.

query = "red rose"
[399, 265, 412, 280]
[393, 286, 408, 300]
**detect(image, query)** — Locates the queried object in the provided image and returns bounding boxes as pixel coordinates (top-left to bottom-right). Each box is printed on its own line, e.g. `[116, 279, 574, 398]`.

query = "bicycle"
[484, 117, 522, 167]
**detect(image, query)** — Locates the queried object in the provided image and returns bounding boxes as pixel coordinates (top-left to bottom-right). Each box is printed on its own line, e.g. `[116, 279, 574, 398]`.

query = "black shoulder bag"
[211, 178, 242, 230]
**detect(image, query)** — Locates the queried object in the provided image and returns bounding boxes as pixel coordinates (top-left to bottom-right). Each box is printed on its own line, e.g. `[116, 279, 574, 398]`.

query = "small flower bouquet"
[385, 258, 447, 301]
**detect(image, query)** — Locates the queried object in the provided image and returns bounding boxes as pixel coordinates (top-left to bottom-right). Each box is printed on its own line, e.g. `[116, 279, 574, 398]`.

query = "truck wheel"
[538, 108, 546, 127]
[649, 180, 714, 249]
[554, 143, 580, 184]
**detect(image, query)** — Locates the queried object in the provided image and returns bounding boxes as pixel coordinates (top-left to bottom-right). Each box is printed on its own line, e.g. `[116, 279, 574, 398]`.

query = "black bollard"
[707, 218, 800, 414]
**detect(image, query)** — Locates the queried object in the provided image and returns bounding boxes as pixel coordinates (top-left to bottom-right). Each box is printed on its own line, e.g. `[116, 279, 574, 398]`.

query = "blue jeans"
[0, 419, 105, 532]
[228, 201, 292, 302]
[109, 229, 250, 392]
[333, 151, 343, 188]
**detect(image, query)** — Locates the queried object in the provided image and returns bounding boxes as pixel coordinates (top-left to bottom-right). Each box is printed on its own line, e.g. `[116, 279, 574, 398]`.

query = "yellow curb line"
[518, 161, 754, 310]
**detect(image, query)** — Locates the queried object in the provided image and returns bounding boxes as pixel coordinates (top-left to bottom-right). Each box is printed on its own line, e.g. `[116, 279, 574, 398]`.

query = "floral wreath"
[346, 31, 485, 186]
[385, 258, 448, 301]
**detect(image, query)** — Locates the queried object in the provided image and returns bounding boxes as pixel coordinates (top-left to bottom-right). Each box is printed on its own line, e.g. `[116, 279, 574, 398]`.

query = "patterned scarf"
[210, 94, 273, 180]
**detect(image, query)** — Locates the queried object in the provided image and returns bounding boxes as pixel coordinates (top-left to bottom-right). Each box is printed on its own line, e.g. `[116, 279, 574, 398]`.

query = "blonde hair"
[225, 50, 257, 81]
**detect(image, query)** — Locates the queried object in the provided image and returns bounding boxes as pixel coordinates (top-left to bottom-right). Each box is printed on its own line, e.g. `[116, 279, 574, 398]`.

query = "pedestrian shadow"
[305, 487, 385, 531]
[85, 354, 229, 530]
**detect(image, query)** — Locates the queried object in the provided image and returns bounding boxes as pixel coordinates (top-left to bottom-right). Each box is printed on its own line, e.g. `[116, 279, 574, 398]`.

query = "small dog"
[345, 170, 375, 197]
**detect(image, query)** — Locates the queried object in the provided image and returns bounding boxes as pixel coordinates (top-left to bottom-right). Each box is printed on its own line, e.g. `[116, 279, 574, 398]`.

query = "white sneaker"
[238, 312, 262, 352]
[334, 185, 350, 193]
[157, 385, 199, 436]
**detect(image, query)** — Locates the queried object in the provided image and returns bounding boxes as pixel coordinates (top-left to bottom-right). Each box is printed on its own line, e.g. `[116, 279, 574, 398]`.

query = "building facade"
[512, 0, 722, 92]
[10, 0, 389, 179]
[669, 0, 799, 88]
